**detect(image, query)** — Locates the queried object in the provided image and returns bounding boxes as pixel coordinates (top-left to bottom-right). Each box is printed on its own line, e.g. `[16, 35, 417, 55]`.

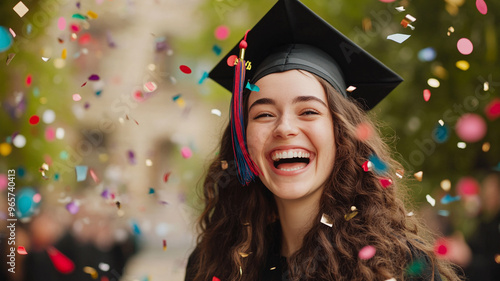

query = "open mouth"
[271, 150, 311, 172]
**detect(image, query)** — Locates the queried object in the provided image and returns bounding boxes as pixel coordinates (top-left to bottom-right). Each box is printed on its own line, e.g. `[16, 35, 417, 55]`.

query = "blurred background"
[0, 0, 498, 280]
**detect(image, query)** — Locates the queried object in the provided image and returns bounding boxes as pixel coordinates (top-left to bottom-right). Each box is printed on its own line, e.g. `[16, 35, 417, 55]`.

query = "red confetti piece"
[88, 74, 100, 81]
[379, 178, 393, 188]
[362, 160, 372, 172]
[101, 276, 109, 281]
[212, 277, 221, 281]
[81, 81, 87, 87]
[227, 55, 237, 67]
[358, 245, 376, 260]
[163, 172, 171, 183]
[79, 33, 91, 44]
[355, 123, 372, 141]
[476, 0, 488, 15]
[485, 98, 500, 120]
[434, 238, 448, 256]
[47, 246, 75, 274]
[26, 74, 32, 86]
[179, 65, 192, 74]
[215, 25, 230, 40]
[17, 246, 28, 255]
[423, 89, 431, 102]
[70, 24, 80, 33]
[29, 115, 40, 125]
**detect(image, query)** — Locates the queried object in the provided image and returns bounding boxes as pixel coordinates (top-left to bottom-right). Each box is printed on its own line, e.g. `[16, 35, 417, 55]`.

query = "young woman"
[185, 1, 463, 280]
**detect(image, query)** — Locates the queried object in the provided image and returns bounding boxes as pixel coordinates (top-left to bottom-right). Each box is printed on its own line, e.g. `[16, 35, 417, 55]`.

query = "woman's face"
[246, 70, 336, 201]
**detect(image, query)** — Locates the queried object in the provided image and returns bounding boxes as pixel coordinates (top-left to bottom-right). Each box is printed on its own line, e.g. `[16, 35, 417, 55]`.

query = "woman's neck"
[274, 189, 323, 258]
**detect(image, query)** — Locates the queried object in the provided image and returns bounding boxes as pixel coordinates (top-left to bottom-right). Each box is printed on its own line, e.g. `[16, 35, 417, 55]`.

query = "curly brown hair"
[189, 72, 463, 281]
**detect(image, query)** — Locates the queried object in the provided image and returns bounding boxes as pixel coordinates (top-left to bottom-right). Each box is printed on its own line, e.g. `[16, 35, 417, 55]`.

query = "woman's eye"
[254, 113, 273, 119]
[301, 110, 319, 116]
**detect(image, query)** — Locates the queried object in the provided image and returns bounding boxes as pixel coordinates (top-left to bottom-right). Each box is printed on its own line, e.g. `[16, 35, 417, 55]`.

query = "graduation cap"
[208, 0, 403, 185]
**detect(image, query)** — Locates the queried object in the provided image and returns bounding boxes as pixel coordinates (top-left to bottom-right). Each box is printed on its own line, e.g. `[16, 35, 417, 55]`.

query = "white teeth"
[293, 151, 298, 158]
[279, 166, 305, 172]
[271, 150, 310, 161]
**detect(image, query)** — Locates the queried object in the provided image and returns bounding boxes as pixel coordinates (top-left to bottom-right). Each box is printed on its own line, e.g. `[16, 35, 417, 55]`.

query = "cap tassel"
[231, 30, 261, 185]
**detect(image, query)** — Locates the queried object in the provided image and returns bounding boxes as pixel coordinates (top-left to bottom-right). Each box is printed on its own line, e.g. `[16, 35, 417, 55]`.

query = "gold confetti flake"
[447, 26, 455, 36]
[440, 179, 451, 191]
[344, 206, 358, 221]
[270, 267, 276, 270]
[396, 169, 404, 179]
[83, 266, 98, 279]
[414, 171, 423, 182]
[482, 142, 490, 152]
[320, 213, 333, 227]
[87, 10, 98, 19]
[239, 252, 250, 258]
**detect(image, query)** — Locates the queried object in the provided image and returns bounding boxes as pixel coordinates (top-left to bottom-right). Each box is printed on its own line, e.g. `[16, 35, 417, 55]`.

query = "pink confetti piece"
[379, 178, 393, 188]
[476, 0, 488, 15]
[89, 168, 99, 183]
[355, 123, 372, 141]
[47, 246, 75, 274]
[485, 98, 500, 120]
[57, 17, 66, 31]
[457, 38, 473, 55]
[26, 74, 32, 86]
[88, 74, 100, 81]
[358, 245, 376, 260]
[72, 94, 81, 101]
[17, 246, 28, 255]
[212, 277, 221, 281]
[9, 28, 16, 38]
[32, 193, 42, 203]
[179, 65, 191, 74]
[215, 25, 230, 40]
[423, 89, 431, 102]
[45, 127, 56, 141]
[434, 238, 449, 256]
[66, 201, 79, 214]
[70, 23, 80, 33]
[181, 147, 192, 159]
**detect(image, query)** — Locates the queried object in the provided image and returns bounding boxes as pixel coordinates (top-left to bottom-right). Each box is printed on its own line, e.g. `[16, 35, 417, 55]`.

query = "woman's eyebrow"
[248, 98, 275, 112]
[293, 95, 328, 108]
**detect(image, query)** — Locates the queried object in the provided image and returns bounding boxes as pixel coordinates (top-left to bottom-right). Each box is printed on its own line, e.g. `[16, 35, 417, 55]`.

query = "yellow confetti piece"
[344, 206, 358, 221]
[0, 143, 12, 156]
[83, 266, 98, 279]
[87, 10, 98, 19]
[270, 267, 276, 270]
[239, 252, 250, 258]
[61, 48, 67, 59]
[455, 60, 470, 71]
[440, 179, 451, 191]
[176, 97, 186, 108]
[482, 142, 490, 152]
[414, 171, 423, 182]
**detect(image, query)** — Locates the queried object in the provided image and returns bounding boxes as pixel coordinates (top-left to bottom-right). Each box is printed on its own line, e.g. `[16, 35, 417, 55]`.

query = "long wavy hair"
[191, 71, 462, 280]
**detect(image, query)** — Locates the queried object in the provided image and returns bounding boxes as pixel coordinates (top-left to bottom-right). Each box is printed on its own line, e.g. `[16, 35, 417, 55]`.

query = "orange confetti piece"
[61, 48, 67, 59]
[87, 10, 98, 19]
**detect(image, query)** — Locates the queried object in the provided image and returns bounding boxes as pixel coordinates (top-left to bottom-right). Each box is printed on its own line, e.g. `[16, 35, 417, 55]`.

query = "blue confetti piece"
[17, 166, 25, 178]
[437, 210, 450, 216]
[212, 44, 222, 56]
[27, 24, 32, 35]
[172, 94, 181, 101]
[95, 90, 102, 96]
[245, 82, 260, 92]
[54, 173, 60, 181]
[440, 194, 461, 205]
[433, 124, 449, 143]
[198, 71, 209, 85]
[368, 154, 387, 175]
[132, 221, 141, 235]
[148, 187, 155, 194]
[33, 87, 40, 97]
[75, 165, 88, 182]
[417, 47, 436, 62]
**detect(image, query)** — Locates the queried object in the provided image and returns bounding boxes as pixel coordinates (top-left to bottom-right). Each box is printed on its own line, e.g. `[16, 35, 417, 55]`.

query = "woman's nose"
[273, 115, 299, 138]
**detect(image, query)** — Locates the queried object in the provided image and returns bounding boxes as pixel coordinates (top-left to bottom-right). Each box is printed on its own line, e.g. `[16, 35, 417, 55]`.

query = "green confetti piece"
[72, 13, 86, 20]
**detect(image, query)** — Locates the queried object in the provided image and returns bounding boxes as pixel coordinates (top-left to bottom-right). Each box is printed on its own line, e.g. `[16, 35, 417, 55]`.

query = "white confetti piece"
[426, 194, 436, 207]
[13, 1, 29, 17]
[211, 109, 222, 116]
[387, 33, 411, 44]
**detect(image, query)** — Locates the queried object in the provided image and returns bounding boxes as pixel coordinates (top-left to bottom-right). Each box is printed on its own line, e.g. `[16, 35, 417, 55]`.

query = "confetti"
[457, 38, 473, 55]
[181, 147, 192, 159]
[227, 55, 238, 67]
[72, 13, 86, 20]
[482, 142, 490, 152]
[163, 172, 171, 183]
[128, 150, 136, 165]
[406, 259, 424, 276]
[455, 114, 487, 142]
[423, 89, 431, 102]
[396, 169, 404, 179]
[447, 26, 455, 36]
[387, 33, 411, 43]
[13, 134, 26, 148]
[212, 277, 221, 281]
[434, 238, 448, 256]
[87, 10, 98, 19]
[0, 143, 12, 156]
[163, 239, 167, 251]
[13, 1, 29, 17]
[57, 17, 66, 30]
[211, 109, 222, 116]
[456, 177, 479, 197]
[426, 194, 436, 206]
[148, 187, 155, 194]
[17, 246, 28, 255]
[215, 25, 230, 40]
[355, 123, 373, 141]
[379, 178, 393, 188]
[83, 266, 98, 279]
[42, 109, 56, 124]
[441, 194, 461, 204]
[239, 252, 249, 258]
[417, 47, 436, 62]
[400, 14, 416, 30]
[395, 6, 405, 12]
[320, 213, 333, 227]
[379, 0, 396, 2]
[433, 123, 449, 143]
[47, 246, 75, 274]
[386, 279, 397, 281]
[42, 57, 50, 62]
[75, 165, 88, 182]
[132, 221, 141, 235]
[72, 94, 82, 101]
[495, 254, 500, 264]
[89, 168, 99, 183]
[212, 45, 222, 56]
[0, 27, 14, 52]
[29, 115, 40, 125]
[437, 210, 450, 216]
[99, 263, 110, 271]
[455, 60, 470, 71]
[457, 142, 467, 149]
[198, 71, 209, 84]
[26, 74, 32, 86]
[346, 85, 357, 92]
[414, 171, 423, 181]
[88, 74, 100, 81]
[485, 98, 500, 120]
[440, 179, 451, 191]
[179, 65, 191, 74]
[344, 206, 358, 221]
[33, 193, 42, 203]
[358, 245, 376, 260]
[427, 78, 440, 88]
[66, 201, 79, 214]
[368, 154, 387, 174]
[245, 82, 260, 92]
[6, 53, 15, 65]
[61, 48, 67, 59]
[476, 0, 488, 15]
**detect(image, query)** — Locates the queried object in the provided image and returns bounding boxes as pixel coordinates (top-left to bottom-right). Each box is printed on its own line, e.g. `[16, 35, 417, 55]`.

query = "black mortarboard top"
[209, 0, 403, 110]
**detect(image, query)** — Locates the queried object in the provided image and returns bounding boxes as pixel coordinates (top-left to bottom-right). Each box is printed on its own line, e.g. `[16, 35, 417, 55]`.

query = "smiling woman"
[185, 0, 463, 280]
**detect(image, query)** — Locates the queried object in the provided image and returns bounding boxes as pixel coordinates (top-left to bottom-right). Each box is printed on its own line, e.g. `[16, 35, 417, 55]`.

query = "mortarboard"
[208, 0, 403, 185]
